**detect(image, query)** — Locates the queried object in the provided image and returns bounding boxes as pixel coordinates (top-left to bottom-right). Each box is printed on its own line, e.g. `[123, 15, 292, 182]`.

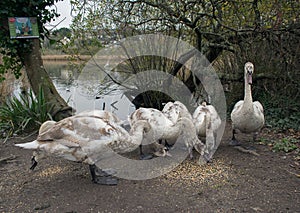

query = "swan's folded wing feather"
[162, 102, 178, 123]
[37, 123, 66, 141]
[55, 138, 81, 148]
[231, 100, 244, 115]
[76, 110, 123, 125]
[193, 105, 206, 119]
[70, 116, 116, 139]
[253, 101, 264, 113]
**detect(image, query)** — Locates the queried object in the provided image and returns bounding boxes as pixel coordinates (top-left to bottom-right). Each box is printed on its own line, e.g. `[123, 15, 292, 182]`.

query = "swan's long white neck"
[116, 121, 148, 153]
[128, 126, 144, 148]
[243, 71, 253, 112]
[244, 74, 253, 103]
[173, 117, 197, 138]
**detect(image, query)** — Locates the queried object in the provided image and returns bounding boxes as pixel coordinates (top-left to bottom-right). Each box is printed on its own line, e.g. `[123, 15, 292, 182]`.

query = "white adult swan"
[15, 114, 151, 185]
[230, 62, 265, 145]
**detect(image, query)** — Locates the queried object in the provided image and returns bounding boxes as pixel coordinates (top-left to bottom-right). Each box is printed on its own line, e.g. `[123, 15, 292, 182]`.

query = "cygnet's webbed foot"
[140, 153, 154, 160]
[164, 141, 173, 150]
[89, 164, 118, 185]
[244, 145, 256, 151]
[230, 129, 241, 146]
[198, 154, 210, 165]
[234, 146, 259, 156]
[139, 144, 154, 160]
[93, 176, 118, 185]
[229, 139, 241, 146]
[152, 145, 172, 158]
[188, 147, 195, 159]
[30, 156, 38, 170]
[203, 153, 212, 163]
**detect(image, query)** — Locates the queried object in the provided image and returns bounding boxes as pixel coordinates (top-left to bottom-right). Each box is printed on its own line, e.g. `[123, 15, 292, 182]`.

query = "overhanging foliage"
[0, 0, 63, 81]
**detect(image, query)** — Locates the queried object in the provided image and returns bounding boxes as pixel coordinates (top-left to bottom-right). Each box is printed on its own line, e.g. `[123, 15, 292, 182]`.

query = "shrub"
[259, 136, 299, 154]
[257, 92, 300, 131]
[0, 88, 53, 141]
[272, 137, 299, 153]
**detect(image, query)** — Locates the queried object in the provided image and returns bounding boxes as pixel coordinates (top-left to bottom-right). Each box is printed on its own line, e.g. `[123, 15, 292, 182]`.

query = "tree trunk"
[18, 39, 74, 120]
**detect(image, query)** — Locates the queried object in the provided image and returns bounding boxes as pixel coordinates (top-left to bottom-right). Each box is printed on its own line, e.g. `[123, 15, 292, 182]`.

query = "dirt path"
[0, 123, 299, 212]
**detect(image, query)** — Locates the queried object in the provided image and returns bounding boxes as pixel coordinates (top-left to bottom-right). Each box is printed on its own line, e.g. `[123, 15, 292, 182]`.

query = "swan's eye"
[247, 66, 254, 74]
[247, 68, 253, 75]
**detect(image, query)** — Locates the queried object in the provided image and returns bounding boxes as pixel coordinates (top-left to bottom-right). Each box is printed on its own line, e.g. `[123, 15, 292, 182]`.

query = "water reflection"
[43, 61, 135, 121]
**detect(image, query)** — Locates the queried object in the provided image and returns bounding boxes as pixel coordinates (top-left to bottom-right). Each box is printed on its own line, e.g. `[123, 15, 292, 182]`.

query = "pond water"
[43, 61, 135, 121]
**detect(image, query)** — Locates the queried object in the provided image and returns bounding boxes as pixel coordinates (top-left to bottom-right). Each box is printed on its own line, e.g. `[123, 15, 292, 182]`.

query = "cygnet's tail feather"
[205, 111, 212, 131]
[15, 140, 39, 149]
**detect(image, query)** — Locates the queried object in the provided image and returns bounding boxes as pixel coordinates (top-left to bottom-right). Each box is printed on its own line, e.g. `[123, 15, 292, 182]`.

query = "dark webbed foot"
[93, 176, 118, 185]
[140, 153, 154, 160]
[229, 139, 241, 146]
[203, 153, 211, 163]
[188, 146, 196, 160]
[230, 129, 241, 146]
[30, 156, 38, 170]
[244, 145, 256, 151]
[253, 132, 259, 142]
[159, 139, 173, 151]
[164, 141, 173, 150]
[89, 164, 118, 185]
[198, 155, 209, 165]
[139, 144, 154, 160]
[234, 146, 259, 156]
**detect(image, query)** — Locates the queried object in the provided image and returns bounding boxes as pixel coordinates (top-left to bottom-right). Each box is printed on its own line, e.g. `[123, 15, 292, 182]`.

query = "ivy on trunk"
[18, 39, 73, 120]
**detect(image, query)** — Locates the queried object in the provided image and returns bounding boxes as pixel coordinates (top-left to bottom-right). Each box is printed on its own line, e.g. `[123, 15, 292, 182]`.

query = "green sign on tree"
[8, 17, 39, 39]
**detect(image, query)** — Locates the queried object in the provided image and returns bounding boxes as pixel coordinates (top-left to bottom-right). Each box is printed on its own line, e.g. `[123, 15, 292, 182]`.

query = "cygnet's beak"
[153, 149, 172, 157]
[165, 150, 172, 157]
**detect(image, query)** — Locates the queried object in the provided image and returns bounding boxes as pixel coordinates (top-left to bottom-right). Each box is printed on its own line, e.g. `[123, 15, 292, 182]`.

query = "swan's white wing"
[253, 101, 264, 114]
[37, 116, 119, 148]
[38, 120, 56, 134]
[162, 102, 178, 124]
[37, 119, 72, 141]
[129, 107, 174, 142]
[207, 105, 222, 129]
[193, 105, 204, 119]
[192, 106, 207, 136]
[174, 101, 192, 120]
[130, 107, 173, 126]
[193, 111, 206, 125]
[76, 110, 123, 125]
[71, 116, 121, 142]
[162, 102, 174, 113]
[253, 101, 265, 127]
[193, 105, 210, 123]
[230, 100, 244, 117]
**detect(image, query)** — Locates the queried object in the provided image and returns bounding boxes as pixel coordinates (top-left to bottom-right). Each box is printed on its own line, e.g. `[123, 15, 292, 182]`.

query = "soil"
[0, 122, 299, 212]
